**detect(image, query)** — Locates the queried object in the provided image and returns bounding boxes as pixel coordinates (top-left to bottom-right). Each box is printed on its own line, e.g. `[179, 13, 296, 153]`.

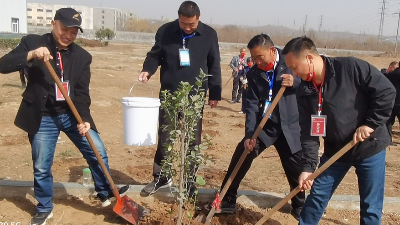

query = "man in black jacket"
[0, 8, 129, 225]
[385, 65, 400, 146]
[214, 34, 304, 220]
[138, 1, 222, 195]
[283, 36, 395, 225]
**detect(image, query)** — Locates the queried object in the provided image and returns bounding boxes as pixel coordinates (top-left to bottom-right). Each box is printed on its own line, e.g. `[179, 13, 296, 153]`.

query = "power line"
[378, 0, 387, 42]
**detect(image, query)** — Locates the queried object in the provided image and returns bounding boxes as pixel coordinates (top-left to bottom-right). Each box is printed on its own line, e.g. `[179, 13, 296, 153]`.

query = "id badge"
[311, 115, 327, 136]
[55, 81, 70, 101]
[262, 100, 272, 118]
[239, 65, 243, 70]
[179, 48, 190, 66]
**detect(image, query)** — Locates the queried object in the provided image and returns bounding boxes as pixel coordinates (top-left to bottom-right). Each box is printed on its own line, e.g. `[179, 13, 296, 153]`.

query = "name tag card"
[311, 115, 326, 136]
[179, 49, 190, 66]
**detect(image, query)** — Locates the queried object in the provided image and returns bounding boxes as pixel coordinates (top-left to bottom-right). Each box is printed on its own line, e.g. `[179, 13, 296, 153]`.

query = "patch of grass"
[0, 101, 3, 106]
[58, 149, 77, 158]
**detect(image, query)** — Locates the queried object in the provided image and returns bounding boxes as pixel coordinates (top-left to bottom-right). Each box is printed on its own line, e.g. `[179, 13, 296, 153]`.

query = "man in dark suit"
[385, 64, 400, 146]
[138, 1, 222, 195]
[0, 8, 128, 225]
[213, 34, 304, 220]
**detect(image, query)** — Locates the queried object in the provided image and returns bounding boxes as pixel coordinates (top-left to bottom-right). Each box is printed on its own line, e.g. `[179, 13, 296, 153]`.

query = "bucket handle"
[129, 81, 154, 96]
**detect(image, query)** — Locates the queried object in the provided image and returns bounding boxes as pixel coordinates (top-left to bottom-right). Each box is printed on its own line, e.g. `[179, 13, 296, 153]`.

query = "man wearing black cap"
[0, 8, 129, 225]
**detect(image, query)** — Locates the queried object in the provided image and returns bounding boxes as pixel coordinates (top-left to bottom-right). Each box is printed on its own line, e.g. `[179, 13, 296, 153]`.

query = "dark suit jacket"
[244, 48, 302, 154]
[386, 67, 400, 106]
[142, 19, 222, 100]
[0, 33, 97, 134]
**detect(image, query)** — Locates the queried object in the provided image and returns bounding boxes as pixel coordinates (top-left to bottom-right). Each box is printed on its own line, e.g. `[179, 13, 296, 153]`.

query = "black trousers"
[153, 108, 203, 178]
[387, 105, 400, 141]
[232, 76, 242, 101]
[220, 133, 305, 209]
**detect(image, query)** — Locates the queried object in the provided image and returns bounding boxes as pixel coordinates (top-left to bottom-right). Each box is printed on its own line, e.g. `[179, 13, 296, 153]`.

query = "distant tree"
[95, 28, 115, 41]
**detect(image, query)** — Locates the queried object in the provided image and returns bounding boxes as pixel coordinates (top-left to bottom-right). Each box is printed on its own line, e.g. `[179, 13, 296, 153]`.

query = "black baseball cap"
[54, 8, 83, 33]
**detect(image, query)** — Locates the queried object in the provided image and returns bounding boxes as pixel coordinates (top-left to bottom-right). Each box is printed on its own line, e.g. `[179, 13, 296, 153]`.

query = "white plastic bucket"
[121, 97, 161, 146]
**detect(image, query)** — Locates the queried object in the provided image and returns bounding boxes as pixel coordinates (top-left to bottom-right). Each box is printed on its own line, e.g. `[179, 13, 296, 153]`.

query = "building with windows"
[26, 3, 93, 29]
[93, 7, 134, 31]
[0, 0, 27, 33]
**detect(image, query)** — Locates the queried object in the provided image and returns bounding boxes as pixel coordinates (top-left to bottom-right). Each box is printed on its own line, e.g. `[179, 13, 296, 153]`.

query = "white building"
[93, 7, 134, 31]
[27, 3, 93, 29]
[0, 0, 28, 33]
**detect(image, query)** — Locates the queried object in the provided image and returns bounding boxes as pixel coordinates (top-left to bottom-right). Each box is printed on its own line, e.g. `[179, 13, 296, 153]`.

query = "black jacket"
[142, 19, 222, 100]
[245, 49, 302, 154]
[0, 33, 96, 134]
[297, 56, 395, 172]
[386, 67, 400, 106]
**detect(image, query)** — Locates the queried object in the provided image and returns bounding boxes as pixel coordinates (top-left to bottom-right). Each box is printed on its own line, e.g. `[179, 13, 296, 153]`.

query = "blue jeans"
[299, 150, 386, 225]
[29, 112, 112, 213]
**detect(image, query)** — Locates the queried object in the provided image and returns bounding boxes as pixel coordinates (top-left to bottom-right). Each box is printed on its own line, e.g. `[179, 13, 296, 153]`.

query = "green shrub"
[0, 38, 21, 49]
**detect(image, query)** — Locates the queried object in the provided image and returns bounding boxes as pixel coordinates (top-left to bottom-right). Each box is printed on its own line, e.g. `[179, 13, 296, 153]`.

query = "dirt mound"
[203, 119, 219, 127]
[232, 123, 245, 128]
[204, 111, 219, 118]
[202, 130, 220, 138]
[0, 134, 28, 146]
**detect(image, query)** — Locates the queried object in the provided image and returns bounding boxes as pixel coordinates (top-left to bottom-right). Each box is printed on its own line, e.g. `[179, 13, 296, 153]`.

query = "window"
[46, 17, 52, 20]
[102, 21, 104, 24]
[27, 8, 32, 11]
[27, 16, 32, 19]
[37, 9, 43, 12]
[37, 16, 43, 19]
[11, 18, 19, 33]
[130, 13, 133, 16]
[46, 9, 52, 13]
[102, 26, 104, 29]
[102, 16, 104, 19]
[102, 10, 105, 13]
[37, 23, 43, 26]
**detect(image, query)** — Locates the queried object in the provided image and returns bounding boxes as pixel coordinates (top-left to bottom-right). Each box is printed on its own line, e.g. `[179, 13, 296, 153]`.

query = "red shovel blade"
[113, 195, 148, 225]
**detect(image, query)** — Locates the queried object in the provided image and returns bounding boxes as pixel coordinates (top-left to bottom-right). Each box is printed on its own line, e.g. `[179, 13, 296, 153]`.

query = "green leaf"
[187, 211, 193, 218]
[196, 176, 206, 186]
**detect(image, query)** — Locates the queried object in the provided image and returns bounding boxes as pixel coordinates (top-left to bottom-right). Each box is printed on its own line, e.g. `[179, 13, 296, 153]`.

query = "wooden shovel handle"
[44, 61, 121, 202]
[204, 86, 287, 225]
[255, 140, 356, 225]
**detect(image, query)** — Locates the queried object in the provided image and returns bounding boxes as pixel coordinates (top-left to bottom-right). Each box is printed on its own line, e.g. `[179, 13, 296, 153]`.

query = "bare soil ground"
[0, 43, 399, 224]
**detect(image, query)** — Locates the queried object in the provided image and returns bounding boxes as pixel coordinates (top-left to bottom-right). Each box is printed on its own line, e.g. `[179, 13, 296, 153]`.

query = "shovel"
[255, 140, 356, 225]
[44, 61, 147, 224]
[196, 86, 287, 224]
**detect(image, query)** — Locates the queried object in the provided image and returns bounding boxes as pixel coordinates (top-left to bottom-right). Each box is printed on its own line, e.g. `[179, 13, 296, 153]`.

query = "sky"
[27, 0, 400, 37]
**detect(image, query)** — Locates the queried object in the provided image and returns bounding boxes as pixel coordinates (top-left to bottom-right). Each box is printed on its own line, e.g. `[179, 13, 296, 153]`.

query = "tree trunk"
[176, 118, 186, 225]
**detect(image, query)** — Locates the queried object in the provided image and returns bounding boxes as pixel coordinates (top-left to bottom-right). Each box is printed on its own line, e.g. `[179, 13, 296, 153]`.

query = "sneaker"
[30, 212, 53, 225]
[236, 100, 241, 103]
[230, 100, 236, 104]
[97, 185, 131, 207]
[238, 111, 244, 114]
[290, 207, 302, 221]
[141, 177, 172, 195]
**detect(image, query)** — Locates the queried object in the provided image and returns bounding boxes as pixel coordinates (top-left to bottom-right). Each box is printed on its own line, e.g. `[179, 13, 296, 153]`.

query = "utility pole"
[319, 15, 323, 33]
[378, 0, 387, 42]
[303, 15, 308, 35]
[394, 8, 400, 54]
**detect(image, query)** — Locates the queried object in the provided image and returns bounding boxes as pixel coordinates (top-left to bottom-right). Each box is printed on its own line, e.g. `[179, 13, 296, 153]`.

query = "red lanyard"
[57, 51, 64, 81]
[312, 64, 326, 116]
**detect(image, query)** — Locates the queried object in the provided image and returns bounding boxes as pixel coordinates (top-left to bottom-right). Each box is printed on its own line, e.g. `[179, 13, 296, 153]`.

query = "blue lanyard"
[181, 31, 196, 49]
[267, 70, 275, 101]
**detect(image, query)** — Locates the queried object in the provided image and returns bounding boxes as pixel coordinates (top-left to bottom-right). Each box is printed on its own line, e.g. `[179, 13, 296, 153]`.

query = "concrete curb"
[1, 180, 399, 213]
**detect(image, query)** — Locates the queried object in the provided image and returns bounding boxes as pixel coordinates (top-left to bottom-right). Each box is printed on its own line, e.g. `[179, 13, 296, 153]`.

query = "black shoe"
[30, 212, 53, 225]
[236, 99, 241, 103]
[96, 184, 130, 207]
[230, 100, 236, 104]
[206, 196, 236, 214]
[390, 142, 397, 146]
[141, 177, 172, 195]
[290, 207, 302, 221]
